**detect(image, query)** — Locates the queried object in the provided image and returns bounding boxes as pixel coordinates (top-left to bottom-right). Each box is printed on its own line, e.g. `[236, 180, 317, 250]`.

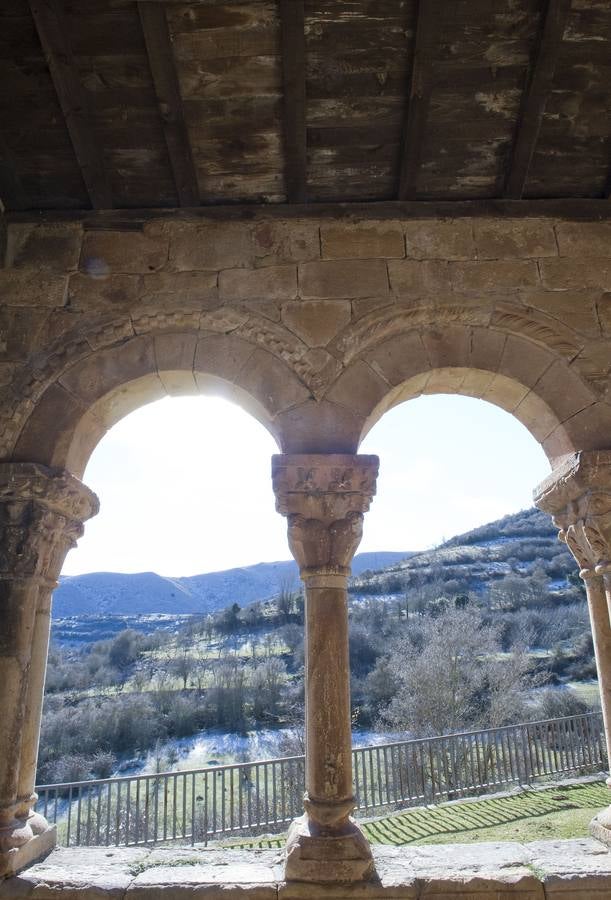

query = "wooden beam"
[0, 136, 27, 212]
[397, 0, 437, 201]
[8, 199, 611, 228]
[138, 2, 200, 207]
[28, 0, 112, 209]
[279, 0, 307, 203]
[504, 0, 572, 199]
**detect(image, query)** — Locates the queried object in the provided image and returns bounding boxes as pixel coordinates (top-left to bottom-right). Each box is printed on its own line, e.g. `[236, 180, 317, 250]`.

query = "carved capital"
[0, 463, 99, 581]
[534, 451, 611, 577]
[272, 455, 378, 579]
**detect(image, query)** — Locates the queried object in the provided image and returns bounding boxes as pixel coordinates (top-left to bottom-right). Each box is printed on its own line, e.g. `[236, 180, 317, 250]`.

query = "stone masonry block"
[276, 399, 364, 454]
[59, 336, 157, 406]
[8, 223, 82, 271]
[364, 331, 431, 386]
[555, 222, 611, 258]
[219, 265, 297, 301]
[554, 401, 611, 455]
[194, 334, 256, 383]
[0, 269, 67, 308]
[498, 335, 556, 387]
[80, 231, 168, 274]
[169, 223, 254, 271]
[422, 324, 471, 369]
[68, 273, 142, 310]
[468, 327, 506, 373]
[282, 300, 351, 347]
[321, 223, 405, 259]
[451, 260, 539, 292]
[298, 259, 389, 300]
[474, 219, 557, 259]
[521, 290, 601, 337]
[325, 359, 390, 418]
[142, 271, 218, 306]
[388, 259, 451, 298]
[534, 359, 596, 422]
[236, 348, 310, 416]
[598, 294, 611, 334]
[539, 258, 611, 291]
[404, 219, 475, 260]
[253, 221, 320, 266]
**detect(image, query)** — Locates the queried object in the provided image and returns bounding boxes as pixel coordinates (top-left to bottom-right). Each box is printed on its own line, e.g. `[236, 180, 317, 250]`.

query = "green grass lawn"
[225, 780, 609, 850]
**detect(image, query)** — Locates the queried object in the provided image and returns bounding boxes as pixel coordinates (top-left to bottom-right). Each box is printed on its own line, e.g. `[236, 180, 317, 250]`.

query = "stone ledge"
[0, 839, 609, 899]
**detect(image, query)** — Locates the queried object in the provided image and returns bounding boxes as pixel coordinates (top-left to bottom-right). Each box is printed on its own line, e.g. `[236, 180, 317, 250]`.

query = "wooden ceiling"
[1, 0, 610, 213]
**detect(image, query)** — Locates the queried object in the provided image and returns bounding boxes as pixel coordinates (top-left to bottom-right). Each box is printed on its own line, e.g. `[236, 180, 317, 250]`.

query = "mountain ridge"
[54, 551, 411, 617]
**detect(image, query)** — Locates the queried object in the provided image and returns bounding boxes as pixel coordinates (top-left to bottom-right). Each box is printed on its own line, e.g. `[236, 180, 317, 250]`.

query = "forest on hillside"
[39, 508, 598, 786]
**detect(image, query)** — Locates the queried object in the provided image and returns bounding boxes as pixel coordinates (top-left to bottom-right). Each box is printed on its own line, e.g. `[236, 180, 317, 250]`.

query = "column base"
[590, 803, 611, 848]
[0, 824, 56, 879]
[284, 814, 374, 883]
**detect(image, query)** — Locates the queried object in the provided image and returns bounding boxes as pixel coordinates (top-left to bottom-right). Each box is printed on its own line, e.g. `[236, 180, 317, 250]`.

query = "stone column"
[272, 453, 378, 882]
[0, 464, 98, 878]
[534, 450, 611, 846]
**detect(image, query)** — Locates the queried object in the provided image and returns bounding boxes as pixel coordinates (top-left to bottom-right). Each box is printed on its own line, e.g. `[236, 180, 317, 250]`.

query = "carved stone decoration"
[0, 463, 98, 878]
[534, 450, 611, 847]
[273, 455, 378, 580]
[272, 454, 378, 883]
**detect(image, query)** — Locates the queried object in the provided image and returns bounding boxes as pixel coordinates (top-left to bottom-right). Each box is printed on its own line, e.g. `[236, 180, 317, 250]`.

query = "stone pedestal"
[534, 450, 611, 846]
[273, 453, 378, 883]
[0, 464, 98, 878]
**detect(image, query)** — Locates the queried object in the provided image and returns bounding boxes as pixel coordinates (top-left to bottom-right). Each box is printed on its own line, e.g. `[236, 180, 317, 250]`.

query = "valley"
[40, 507, 599, 789]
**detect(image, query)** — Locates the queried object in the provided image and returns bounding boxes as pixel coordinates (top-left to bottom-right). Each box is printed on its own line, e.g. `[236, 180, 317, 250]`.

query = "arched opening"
[9, 330, 308, 478]
[345, 391, 604, 838]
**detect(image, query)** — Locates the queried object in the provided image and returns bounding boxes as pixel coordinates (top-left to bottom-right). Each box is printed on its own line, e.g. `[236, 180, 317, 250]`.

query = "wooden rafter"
[29, 0, 112, 209]
[279, 0, 307, 203]
[504, 0, 572, 199]
[0, 136, 27, 212]
[138, 2, 200, 207]
[397, 0, 437, 201]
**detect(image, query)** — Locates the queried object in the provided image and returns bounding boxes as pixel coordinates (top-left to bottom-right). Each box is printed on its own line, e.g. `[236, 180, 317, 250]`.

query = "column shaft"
[16, 587, 54, 831]
[0, 579, 39, 847]
[272, 453, 378, 882]
[0, 464, 98, 878]
[584, 575, 611, 768]
[534, 450, 611, 846]
[304, 581, 353, 821]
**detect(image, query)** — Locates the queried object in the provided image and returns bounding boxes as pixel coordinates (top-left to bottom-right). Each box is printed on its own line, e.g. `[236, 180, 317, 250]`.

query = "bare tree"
[380, 607, 537, 736]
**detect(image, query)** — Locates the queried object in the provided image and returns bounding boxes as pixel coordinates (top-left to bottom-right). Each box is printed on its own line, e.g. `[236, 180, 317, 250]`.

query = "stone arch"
[10, 328, 313, 478]
[322, 321, 608, 466]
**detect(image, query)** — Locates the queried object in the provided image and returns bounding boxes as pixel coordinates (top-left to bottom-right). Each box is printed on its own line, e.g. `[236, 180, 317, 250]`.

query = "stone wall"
[1, 214, 610, 473]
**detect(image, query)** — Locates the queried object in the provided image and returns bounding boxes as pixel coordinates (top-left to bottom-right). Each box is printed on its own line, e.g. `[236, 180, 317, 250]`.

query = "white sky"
[63, 393, 551, 577]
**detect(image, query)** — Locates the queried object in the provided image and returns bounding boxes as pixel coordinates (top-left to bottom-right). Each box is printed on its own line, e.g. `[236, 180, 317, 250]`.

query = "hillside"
[54, 551, 410, 617]
[351, 507, 577, 601]
[54, 508, 576, 617]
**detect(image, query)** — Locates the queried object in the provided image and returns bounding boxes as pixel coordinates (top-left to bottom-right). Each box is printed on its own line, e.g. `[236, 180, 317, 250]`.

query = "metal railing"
[36, 712, 606, 848]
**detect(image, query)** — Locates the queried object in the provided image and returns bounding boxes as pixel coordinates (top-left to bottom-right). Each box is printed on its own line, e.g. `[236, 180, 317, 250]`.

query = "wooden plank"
[138, 2, 199, 207]
[397, 0, 438, 200]
[279, 0, 306, 203]
[504, 0, 572, 199]
[0, 135, 27, 211]
[28, 0, 112, 208]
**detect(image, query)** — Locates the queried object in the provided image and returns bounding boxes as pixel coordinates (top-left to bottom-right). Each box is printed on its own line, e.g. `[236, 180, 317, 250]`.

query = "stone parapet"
[1, 841, 611, 898]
